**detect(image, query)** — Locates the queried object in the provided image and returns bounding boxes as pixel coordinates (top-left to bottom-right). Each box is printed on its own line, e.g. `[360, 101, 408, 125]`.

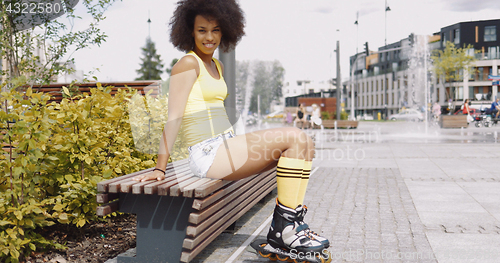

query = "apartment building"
[348, 18, 500, 118]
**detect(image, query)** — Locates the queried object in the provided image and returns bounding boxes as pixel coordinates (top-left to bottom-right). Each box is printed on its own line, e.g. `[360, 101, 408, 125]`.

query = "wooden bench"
[440, 115, 468, 128]
[321, 120, 359, 129]
[96, 159, 277, 263]
[33, 80, 162, 103]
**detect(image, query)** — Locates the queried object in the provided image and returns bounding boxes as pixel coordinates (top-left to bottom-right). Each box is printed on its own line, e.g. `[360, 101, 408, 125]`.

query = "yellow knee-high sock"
[276, 157, 304, 209]
[296, 161, 312, 206]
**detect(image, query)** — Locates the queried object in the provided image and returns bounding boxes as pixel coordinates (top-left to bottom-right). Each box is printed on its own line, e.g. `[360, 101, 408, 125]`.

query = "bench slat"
[109, 178, 137, 193]
[96, 200, 119, 217]
[120, 179, 140, 193]
[99, 159, 188, 193]
[97, 168, 153, 193]
[170, 177, 209, 197]
[36, 86, 158, 92]
[144, 177, 180, 195]
[191, 176, 253, 210]
[188, 170, 275, 225]
[96, 193, 119, 204]
[322, 120, 359, 128]
[117, 162, 190, 193]
[156, 171, 195, 195]
[46, 90, 159, 98]
[191, 177, 251, 211]
[181, 180, 277, 258]
[186, 172, 275, 237]
[132, 180, 160, 194]
[146, 166, 193, 195]
[194, 179, 232, 198]
[180, 178, 214, 198]
[34, 80, 161, 88]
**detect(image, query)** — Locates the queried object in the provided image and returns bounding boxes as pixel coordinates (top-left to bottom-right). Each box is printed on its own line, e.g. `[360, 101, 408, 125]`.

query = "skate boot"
[251, 200, 326, 262]
[296, 205, 330, 248]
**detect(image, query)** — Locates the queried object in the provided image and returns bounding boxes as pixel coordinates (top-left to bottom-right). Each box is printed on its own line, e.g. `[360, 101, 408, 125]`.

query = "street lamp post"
[385, 0, 391, 46]
[350, 55, 363, 120]
[384, 104, 388, 120]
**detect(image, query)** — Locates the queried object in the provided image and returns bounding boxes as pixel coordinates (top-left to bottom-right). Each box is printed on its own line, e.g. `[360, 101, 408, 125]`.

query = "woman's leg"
[297, 134, 314, 206]
[207, 127, 310, 208]
[206, 127, 308, 181]
[295, 135, 330, 248]
[208, 127, 325, 254]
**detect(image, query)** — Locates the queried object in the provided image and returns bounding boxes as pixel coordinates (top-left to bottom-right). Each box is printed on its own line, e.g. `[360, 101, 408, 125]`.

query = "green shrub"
[340, 111, 349, 120]
[321, 111, 337, 120]
[0, 84, 163, 262]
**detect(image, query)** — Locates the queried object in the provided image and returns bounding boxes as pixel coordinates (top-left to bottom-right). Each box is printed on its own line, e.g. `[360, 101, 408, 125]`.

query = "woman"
[132, 0, 328, 259]
[294, 103, 308, 129]
[310, 104, 322, 128]
[462, 99, 470, 115]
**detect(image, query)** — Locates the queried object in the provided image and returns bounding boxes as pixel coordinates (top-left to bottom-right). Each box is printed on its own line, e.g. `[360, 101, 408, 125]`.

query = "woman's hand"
[133, 170, 165, 182]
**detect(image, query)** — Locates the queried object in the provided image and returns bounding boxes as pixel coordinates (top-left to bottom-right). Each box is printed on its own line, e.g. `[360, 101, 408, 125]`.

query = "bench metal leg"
[117, 193, 194, 263]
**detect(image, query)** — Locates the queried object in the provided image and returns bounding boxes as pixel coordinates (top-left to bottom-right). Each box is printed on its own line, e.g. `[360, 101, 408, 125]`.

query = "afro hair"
[169, 0, 245, 53]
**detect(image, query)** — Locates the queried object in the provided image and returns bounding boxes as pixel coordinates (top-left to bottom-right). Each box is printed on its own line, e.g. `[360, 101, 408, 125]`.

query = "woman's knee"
[305, 134, 315, 159]
[289, 128, 308, 148]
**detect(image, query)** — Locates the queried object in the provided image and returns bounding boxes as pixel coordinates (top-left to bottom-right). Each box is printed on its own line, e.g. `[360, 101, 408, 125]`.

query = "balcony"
[475, 51, 500, 60]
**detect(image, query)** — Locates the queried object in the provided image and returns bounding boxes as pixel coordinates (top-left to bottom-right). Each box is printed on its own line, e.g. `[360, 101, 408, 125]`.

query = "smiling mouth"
[204, 43, 215, 48]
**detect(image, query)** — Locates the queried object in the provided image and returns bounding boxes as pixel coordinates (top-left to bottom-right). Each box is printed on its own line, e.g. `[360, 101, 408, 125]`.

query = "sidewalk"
[193, 121, 500, 263]
[107, 121, 500, 263]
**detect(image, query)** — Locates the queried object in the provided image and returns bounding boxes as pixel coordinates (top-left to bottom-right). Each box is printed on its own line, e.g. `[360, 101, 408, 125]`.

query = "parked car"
[357, 114, 374, 121]
[388, 109, 424, 122]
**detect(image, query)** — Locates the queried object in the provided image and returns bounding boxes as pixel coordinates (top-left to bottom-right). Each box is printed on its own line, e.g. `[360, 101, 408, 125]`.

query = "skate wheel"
[276, 254, 290, 262]
[323, 250, 332, 263]
[293, 254, 327, 263]
[256, 243, 277, 260]
[258, 250, 275, 259]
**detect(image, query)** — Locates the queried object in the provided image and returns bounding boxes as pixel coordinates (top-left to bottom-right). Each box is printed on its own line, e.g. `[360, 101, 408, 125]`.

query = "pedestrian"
[462, 99, 470, 115]
[432, 102, 441, 118]
[491, 97, 500, 119]
[310, 104, 322, 128]
[294, 103, 308, 129]
[132, 0, 328, 260]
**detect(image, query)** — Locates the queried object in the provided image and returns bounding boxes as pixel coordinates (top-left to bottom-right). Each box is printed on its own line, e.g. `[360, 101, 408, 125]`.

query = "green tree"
[0, 0, 118, 88]
[249, 60, 284, 115]
[235, 60, 249, 113]
[166, 58, 178, 75]
[135, 37, 164, 80]
[161, 58, 178, 94]
[432, 41, 476, 112]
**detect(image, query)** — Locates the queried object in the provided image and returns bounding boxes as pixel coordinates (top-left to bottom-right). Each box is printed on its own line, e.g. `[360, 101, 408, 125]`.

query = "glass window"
[485, 26, 496, 42]
[457, 86, 463, 100]
[454, 29, 460, 44]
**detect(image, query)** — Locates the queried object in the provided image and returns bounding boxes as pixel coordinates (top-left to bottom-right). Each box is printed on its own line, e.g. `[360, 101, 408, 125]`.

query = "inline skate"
[251, 201, 331, 263]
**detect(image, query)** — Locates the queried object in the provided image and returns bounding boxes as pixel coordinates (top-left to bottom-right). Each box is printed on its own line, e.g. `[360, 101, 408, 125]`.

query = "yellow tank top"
[180, 51, 234, 147]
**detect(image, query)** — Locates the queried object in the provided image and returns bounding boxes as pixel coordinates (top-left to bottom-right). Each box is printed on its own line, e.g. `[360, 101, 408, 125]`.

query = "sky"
[68, 0, 500, 84]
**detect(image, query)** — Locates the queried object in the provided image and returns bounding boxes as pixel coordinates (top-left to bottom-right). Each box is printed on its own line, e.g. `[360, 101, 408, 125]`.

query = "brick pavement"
[190, 166, 437, 263]
[107, 122, 500, 263]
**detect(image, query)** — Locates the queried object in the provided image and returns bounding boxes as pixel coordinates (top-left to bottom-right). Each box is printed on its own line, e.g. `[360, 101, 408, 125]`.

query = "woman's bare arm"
[134, 56, 199, 182]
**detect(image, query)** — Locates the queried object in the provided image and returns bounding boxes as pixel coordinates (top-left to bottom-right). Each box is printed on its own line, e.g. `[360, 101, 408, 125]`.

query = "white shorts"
[187, 131, 235, 178]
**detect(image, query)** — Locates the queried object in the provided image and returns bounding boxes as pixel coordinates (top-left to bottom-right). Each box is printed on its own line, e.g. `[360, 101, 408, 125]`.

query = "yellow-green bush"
[0, 84, 165, 262]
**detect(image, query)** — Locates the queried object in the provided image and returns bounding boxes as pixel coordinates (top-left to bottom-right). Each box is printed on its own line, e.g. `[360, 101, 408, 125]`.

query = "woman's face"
[192, 15, 221, 56]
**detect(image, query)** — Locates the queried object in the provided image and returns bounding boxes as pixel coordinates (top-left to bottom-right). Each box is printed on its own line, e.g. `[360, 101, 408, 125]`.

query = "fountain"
[406, 34, 433, 134]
